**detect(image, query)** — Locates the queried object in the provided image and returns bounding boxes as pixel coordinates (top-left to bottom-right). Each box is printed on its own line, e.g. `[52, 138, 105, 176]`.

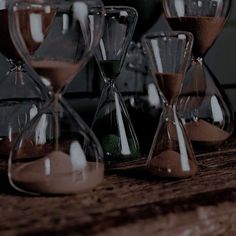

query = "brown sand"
[11, 150, 104, 194]
[10, 138, 77, 160]
[31, 60, 80, 92]
[147, 150, 198, 178]
[167, 16, 226, 56]
[155, 73, 183, 104]
[185, 119, 231, 143]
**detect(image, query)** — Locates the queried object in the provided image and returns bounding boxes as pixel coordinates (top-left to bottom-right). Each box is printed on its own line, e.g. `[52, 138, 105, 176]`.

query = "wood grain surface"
[0, 140, 235, 236]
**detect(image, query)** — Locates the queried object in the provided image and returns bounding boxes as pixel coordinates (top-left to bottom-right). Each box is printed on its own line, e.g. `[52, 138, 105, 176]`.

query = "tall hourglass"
[91, 6, 140, 166]
[142, 31, 198, 178]
[8, 0, 105, 195]
[0, 0, 47, 158]
[102, 1, 163, 156]
[163, 0, 234, 150]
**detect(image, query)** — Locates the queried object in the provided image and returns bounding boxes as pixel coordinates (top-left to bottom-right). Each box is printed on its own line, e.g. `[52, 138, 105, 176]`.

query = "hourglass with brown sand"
[162, 0, 234, 150]
[8, 0, 105, 195]
[142, 31, 198, 178]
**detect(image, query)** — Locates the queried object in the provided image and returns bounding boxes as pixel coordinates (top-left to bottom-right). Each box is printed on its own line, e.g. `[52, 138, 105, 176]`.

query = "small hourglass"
[0, 0, 47, 157]
[163, 0, 234, 150]
[142, 31, 198, 178]
[91, 6, 140, 166]
[8, 0, 105, 195]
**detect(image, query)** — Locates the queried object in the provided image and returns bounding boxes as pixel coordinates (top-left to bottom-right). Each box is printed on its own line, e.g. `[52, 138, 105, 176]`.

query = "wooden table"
[0, 140, 235, 236]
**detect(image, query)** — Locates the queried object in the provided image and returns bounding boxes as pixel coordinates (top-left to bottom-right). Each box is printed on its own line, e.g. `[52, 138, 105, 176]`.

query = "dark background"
[66, 1, 236, 108]
[0, 1, 235, 109]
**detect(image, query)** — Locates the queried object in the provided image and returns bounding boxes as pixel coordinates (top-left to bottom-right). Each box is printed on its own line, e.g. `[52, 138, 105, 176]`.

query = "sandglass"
[91, 6, 140, 166]
[8, 0, 105, 195]
[163, 0, 234, 150]
[0, 0, 47, 157]
[94, 1, 163, 156]
[142, 31, 198, 178]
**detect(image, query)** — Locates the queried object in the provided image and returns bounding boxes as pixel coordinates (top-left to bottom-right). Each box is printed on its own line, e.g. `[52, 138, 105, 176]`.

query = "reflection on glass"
[8, 0, 105, 195]
[163, 0, 234, 151]
[0, 0, 46, 158]
[91, 6, 140, 167]
[143, 31, 198, 178]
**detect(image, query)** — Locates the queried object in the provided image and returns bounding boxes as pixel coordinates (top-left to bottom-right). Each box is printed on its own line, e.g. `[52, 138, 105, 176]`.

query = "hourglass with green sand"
[91, 6, 140, 167]
[8, 0, 105, 195]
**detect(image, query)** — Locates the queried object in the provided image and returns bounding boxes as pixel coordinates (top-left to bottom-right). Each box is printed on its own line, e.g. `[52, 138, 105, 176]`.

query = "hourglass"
[91, 6, 140, 166]
[0, 0, 47, 158]
[8, 0, 105, 195]
[142, 31, 198, 178]
[163, 0, 234, 150]
[101, 1, 164, 156]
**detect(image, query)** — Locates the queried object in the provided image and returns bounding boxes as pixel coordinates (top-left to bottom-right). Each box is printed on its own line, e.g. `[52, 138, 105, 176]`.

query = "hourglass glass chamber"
[0, 1, 46, 158]
[91, 6, 140, 166]
[142, 31, 198, 178]
[8, 0, 105, 195]
[163, 0, 234, 150]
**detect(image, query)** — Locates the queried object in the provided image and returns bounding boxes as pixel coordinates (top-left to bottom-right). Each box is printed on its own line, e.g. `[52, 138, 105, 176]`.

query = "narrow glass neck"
[8, 59, 25, 72]
[192, 56, 203, 65]
[157, 72, 184, 107]
[164, 103, 174, 115]
[51, 92, 62, 102]
[104, 77, 116, 86]
[162, 96, 177, 108]
[162, 92, 180, 109]
[46, 81, 64, 95]
[163, 104, 180, 127]
[49, 93, 63, 118]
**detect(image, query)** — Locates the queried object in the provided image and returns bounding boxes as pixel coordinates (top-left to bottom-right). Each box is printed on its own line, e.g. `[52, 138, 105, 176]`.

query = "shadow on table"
[105, 163, 189, 183]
